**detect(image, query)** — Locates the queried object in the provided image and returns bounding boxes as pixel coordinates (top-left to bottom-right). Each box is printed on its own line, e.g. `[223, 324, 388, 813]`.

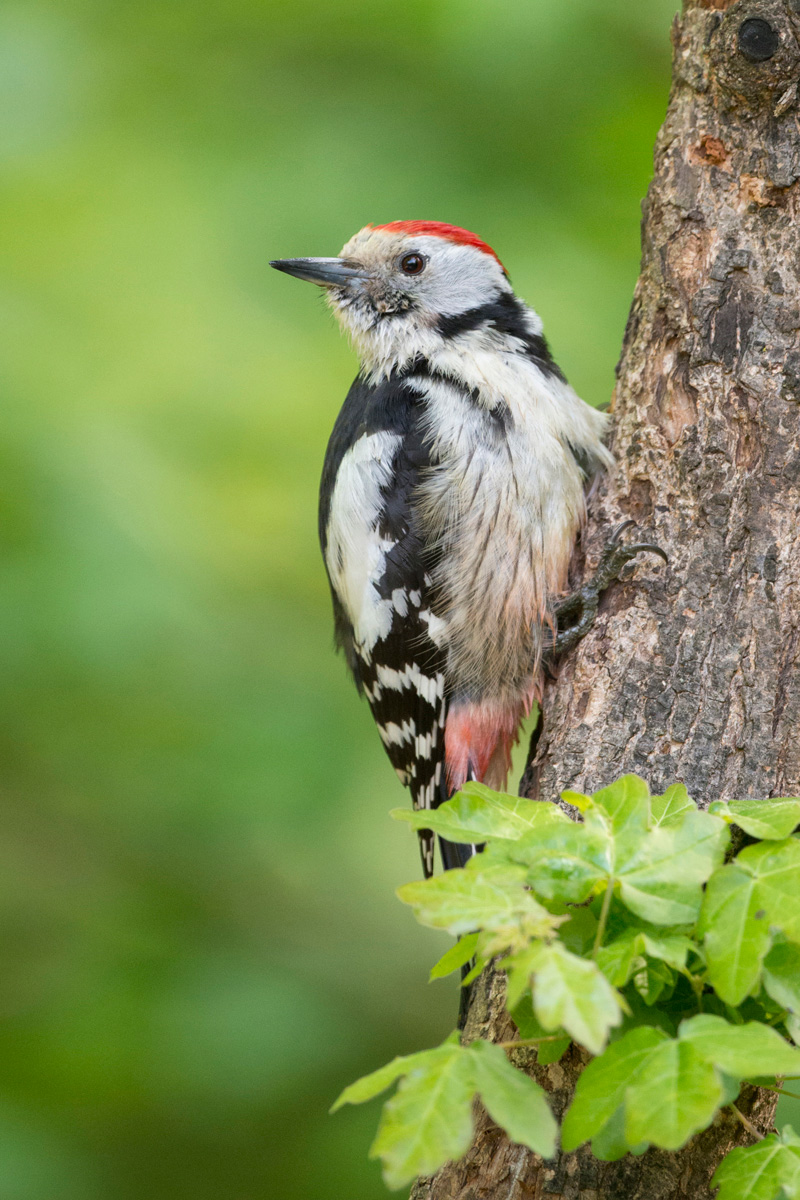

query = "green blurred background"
[6, 3, 793, 1199]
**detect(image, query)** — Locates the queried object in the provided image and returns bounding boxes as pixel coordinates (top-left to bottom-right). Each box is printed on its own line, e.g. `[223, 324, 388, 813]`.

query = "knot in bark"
[707, 0, 800, 113]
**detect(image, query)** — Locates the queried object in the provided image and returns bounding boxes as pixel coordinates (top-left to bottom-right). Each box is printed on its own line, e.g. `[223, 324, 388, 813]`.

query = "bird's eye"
[400, 253, 425, 276]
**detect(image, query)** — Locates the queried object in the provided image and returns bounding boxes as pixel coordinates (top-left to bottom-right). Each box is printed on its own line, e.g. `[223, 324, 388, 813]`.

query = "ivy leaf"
[561, 788, 591, 812]
[712, 1126, 800, 1200]
[536, 1036, 572, 1066]
[650, 783, 696, 828]
[370, 1043, 476, 1189]
[522, 941, 624, 1055]
[589, 1106, 627, 1162]
[591, 1104, 648, 1162]
[331, 1035, 461, 1111]
[561, 1026, 668, 1150]
[346, 1035, 558, 1188]
[678, 1014, 800, 1079]
[398, 862, 558, 938]
[740, 839, 800, 941]
[429, 934, 479, 981]
[564, 1027, 723, 1154]
[558, 904, 598, 955]
[701, 839, 800, 1004]
[699, 863, 772, 1005]
[633, 958, 674, 1006]
[596, 929, 693, 988]
[590, 774, 651, 839]
[501, 814, 611, 904]
[641, 931, 695, 972]
[461, 958, 484, 986]
[504, 944, 541, 1011]
[717, 1071, 745, 1109]
[763, 942, 800, 1022]
[624, 1038, 723, 1150]
[615, 809, 729, 926]
[468, 1040, 557, 1158]
[509, 995, 570, 1064]
[392, 785, 568, 844]
[503, 800, 725, 924]
[596, 931, 646, 987]
[709, 799, 800, 841]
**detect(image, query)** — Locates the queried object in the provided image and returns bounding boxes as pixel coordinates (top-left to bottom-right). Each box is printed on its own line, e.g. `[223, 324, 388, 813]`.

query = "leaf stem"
[755, 1084, 800, 1101]
[592, 880, 614, 959]
[497, 1036, 564, 1050]
[729, 1105, 765, 1141]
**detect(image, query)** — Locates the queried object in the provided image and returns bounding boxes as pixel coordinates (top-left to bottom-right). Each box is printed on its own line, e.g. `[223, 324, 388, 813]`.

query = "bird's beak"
[269, 257, 369, 287]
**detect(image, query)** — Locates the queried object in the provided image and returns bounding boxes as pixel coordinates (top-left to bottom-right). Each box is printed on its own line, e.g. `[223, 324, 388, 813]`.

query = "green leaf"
[596, 930, 645, 987]
[370, 1043, 476, 1189]
[702, 839, 800, 1004]
[713, 1126, 800, 1200]
[331, 1035, 460, 1111]
[763, 942, 800, 1019]
[650, 783, 696, 828]
[526, 941, 623, 1055]
[497, 788, 725, 923]
[590, 1104, 650, 1162]
[468, 1040, 557, 1157]
[642, 931, 695, 972]
[717, 1070, 745, 1109]
[362, 1035, 559, 1189]
[537, 1035, 572, 1066]
[558, 904, 598, 955]
[678, 1014, 800, 1079]
[710, 799, 800, 841]
[392, 785, 568, 844]
[503, 945, 539, 1010]
[596, 926, 694, 989]
[561, 1026, 667, 1150]
[590, 1104, 630, 1161]
[561, 788, 591, 812]
[699, 863, 772, 1005]
[590, 774, 651, 838]
[502, 812, 612, 904]
[615, 809, 729, 925]
[429, 934, 479, 981]
[509, 993, 548, 1038]
[740, 839, 800, 941]
[624, 1038, 723, 1150]
[398, 862, 558, 938]
[509, 995, 570, 1064]
[461, 958, 485, 986]
[633, 958, 674, 1006]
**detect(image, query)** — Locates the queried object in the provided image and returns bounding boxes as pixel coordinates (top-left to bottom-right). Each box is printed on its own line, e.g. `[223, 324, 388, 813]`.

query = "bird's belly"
[428, 439, 583, 702]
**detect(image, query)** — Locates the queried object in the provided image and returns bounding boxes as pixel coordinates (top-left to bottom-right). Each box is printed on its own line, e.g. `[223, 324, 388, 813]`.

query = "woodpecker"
[272, 222, 662, 877]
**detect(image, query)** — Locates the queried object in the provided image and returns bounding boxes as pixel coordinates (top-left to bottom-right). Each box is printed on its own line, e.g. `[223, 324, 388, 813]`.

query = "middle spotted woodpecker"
[272, 221, 663, 877]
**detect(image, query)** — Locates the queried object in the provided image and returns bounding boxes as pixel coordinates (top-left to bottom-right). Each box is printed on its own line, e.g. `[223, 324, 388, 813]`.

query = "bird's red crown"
[373, 221, 506, 272]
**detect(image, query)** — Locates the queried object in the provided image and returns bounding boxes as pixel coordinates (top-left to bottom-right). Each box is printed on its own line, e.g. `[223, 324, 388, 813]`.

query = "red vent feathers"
[373, 221, 505, 271]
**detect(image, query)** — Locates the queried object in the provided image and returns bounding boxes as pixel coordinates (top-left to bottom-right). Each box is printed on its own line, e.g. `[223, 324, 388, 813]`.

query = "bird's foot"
[550, 521, 667, 658]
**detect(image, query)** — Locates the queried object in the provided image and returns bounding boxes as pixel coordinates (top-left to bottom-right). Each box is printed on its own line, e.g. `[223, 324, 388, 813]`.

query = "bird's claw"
[549, 523, 667, 658]
[590, 523, 668, 593]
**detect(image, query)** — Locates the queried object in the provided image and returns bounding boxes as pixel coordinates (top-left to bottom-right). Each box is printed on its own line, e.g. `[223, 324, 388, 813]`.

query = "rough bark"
[412, 0, 800, 1195]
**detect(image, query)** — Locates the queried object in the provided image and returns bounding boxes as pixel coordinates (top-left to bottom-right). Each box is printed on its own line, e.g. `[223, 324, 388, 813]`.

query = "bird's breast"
[415, 374, 586, 702]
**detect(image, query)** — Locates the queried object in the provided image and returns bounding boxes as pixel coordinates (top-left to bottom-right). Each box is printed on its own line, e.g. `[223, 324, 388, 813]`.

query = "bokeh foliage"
[0, 2, 729, 1197]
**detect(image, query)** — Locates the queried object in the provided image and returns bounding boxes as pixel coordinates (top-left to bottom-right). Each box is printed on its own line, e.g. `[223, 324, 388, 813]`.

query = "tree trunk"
[412, 0, 800, 1195]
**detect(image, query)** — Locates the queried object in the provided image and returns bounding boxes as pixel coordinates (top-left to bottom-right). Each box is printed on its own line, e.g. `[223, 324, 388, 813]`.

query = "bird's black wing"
[319, 372, 447, 876]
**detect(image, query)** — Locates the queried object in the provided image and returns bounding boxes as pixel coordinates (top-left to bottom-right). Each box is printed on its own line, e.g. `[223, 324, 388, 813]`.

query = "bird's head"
[271, 222, 514, 377]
